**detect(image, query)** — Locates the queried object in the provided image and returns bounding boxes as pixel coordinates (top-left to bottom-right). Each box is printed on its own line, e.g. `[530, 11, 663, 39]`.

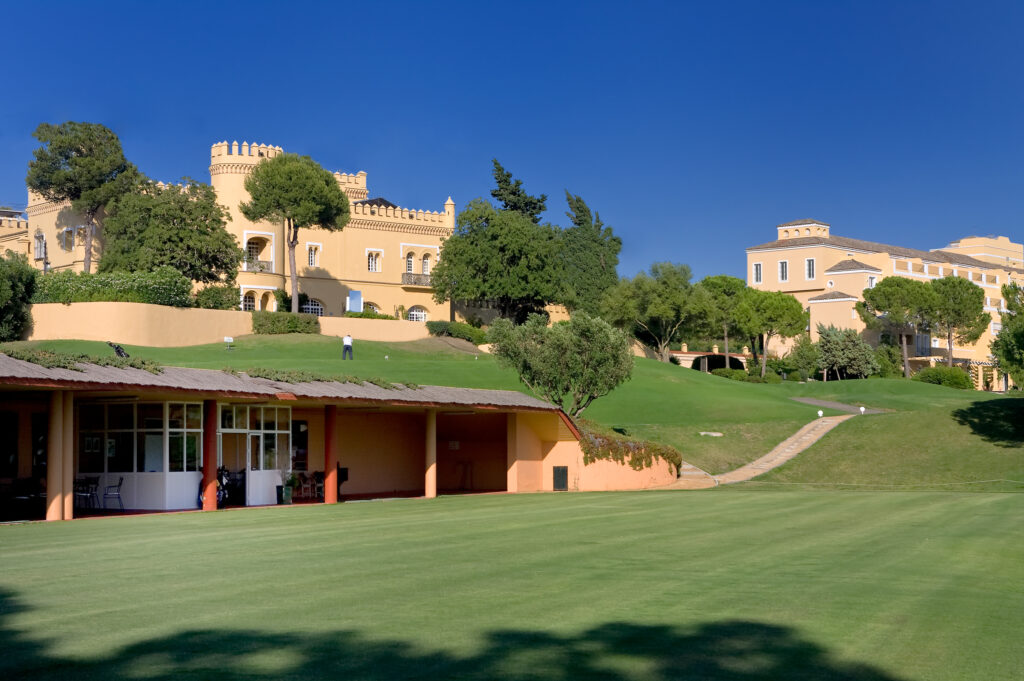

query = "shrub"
[913, 366, 973, 390]
[344, 310, 395, 320]
[33, 266, 193, 307]
[875, 344, 903, 378]
[427, 320, 487, 345]
[0, 252, 37, 341]
[273, 289, 309, 312]
[759, 371, 783, 384]
[195, 285, 239, 310]
[711, 368, 747, 381]
[251, 310, 320, 334]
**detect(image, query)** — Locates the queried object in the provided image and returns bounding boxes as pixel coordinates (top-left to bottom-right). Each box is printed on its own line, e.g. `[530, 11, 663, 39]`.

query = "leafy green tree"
[559, 192, 622, 315]
[735, 289, 807, 378]
[431, 199, 563, 323]
[488, 312, 633, 417]
[928, 276, 990, 368]
[991, 282, 1024, 386]
[26, 122, 143, 273]
[601, 262, 702, 362]
[817, 324, 879, 381]
[695, 275, 748, 369]
[239, 154, 350, 313]
[788, 333, 820, 380]
[490, 160, 547, 223]
[0, 251, 37, 341]
[857, 277, 935, 378]
[100, 180, 242, 284]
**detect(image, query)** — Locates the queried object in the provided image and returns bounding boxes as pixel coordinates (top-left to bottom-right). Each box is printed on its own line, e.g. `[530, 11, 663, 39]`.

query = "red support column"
[324, 405, 338, 504]
[201, 400, 218, 511]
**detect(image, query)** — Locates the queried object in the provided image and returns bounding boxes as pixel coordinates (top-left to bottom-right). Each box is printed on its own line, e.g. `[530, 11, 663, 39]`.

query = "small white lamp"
[817, 410, 823, 418]
[859, 406, 865, 415]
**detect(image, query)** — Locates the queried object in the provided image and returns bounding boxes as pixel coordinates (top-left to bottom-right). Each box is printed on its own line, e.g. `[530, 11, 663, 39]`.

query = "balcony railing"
[244, 258, 273, 273]
[401, 272, 432, 287]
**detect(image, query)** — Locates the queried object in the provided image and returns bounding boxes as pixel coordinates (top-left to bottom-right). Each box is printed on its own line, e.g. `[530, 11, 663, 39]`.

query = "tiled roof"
[808, 290, 860, 302]
[777, 219, 830, 227]
[0, 355, 557, 412]
[747, 234, 999, 270]
[824, 258, 881, 273]
[355, 197, 397, 208]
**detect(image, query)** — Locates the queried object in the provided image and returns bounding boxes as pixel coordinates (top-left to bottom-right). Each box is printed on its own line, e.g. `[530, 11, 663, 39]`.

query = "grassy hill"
[5, 335, 1022, 488]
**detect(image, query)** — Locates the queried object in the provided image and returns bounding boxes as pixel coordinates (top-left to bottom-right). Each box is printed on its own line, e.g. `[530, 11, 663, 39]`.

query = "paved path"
[714, 415, 855, 485]
[789, 397, 887, 414]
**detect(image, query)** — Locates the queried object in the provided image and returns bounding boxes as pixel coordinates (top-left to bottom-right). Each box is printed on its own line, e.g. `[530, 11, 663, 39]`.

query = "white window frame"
[778, 260, 789, 283]
[33, 233, 45, 260]
[406, 252, 415, 273]
[805, 258, 815, 280]
[300, 299, 324, 316]
[407, 306, 428, 322]
[867, 275, 877, 289]
[306, 242, 321, 268]
[752, 262, 762, 284]
[366, 248, 383, 273]
[422, 253, 431, 275]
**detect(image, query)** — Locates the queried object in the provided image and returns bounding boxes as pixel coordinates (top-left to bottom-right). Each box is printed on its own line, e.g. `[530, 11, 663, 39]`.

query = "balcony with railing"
[401, 272, 432, 288]
[244, 258, 273, 273]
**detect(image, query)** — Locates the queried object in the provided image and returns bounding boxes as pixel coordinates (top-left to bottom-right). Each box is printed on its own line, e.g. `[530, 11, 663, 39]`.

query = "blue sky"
[2, 0, 1021, 280]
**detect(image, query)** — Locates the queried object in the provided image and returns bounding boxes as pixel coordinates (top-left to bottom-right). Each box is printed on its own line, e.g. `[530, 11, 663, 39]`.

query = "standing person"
[342, 334, 353, 360]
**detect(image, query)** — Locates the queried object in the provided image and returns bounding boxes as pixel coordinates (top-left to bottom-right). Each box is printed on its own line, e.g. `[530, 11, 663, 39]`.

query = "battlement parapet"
[0, 216, 29, 232]
[210, 140, 284, 165]
[349, 198, 455, 228]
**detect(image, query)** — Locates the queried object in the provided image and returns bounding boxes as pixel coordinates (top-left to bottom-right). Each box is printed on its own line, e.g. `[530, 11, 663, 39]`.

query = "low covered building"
[0, 355, 675, 521]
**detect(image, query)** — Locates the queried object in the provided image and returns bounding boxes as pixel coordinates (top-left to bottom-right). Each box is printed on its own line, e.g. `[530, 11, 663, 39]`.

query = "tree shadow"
[0, 587, 912, 681]
[951, 398, 1024, 448]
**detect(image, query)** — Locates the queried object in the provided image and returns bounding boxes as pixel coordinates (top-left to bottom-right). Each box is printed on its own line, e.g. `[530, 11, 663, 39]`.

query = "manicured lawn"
[1, 492, 1022, 680]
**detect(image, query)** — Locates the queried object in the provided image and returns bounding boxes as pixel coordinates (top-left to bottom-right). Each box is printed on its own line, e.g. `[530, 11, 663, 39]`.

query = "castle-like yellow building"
[0, 141, 456, 321]
[746, 220, 1023, 389]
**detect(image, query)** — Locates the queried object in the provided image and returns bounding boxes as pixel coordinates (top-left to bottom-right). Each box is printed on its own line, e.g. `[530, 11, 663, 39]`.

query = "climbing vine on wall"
[577, 420, 682, 473]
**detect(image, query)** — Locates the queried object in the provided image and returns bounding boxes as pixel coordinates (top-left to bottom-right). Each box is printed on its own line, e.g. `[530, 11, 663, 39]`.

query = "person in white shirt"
[342, 334, 353, 360]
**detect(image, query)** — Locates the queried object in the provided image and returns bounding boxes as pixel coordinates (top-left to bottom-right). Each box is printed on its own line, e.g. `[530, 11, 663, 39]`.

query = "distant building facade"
[746, 220, 1023, 389]
[0, 141, 457, 321]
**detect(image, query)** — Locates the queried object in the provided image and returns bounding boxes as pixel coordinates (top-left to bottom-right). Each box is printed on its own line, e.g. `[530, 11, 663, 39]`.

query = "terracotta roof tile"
[824, 258, 882, 273]
[747, 234, 999, 270]
[807, 290, 860, 302]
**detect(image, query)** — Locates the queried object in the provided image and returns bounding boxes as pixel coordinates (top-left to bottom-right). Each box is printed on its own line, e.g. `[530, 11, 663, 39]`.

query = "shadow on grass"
[0, 588, 909, 681]
[952, 398, 1024, 448]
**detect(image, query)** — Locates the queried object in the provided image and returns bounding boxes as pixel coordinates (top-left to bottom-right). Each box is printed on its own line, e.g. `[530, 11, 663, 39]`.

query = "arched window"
[422, 254, 431, 275]
[364, 302, 380, 314]
[33, 234, 45, 260]
[246, 239, 261, 261]
[407, 305, 428, 322]
[300, 299, 324, 316]
[242, 292, 256, 311]
[307, 245, 319, 268]
[406, 252, 415, 273]
[367, 252, 381, 272]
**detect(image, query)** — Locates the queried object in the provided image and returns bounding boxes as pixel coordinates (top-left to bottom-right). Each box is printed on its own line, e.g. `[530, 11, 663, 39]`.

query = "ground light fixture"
[817, 410, 823, 418]
[860, 406, 865, 415]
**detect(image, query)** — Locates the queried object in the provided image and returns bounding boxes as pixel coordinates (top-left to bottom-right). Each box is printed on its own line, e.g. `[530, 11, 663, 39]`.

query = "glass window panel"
[277, 408, 290, 432]
[185, 433, 200, 472]
[108, 404, 134, 430]
[250, 434, 260, 470]
[263, 434, 276, 470]
[277, 433, 290, 471]
[80, 404, 104, 428]
[263, 407, 276, 431]
[138, 403, 163, 430]
[107, 432, 134, 472]
[220, 406, 233, 430]
[235, 406, 247, 431]
[168, 404, 185, 430]
[79, 432, 104, 473]
[186, 404, 202, 430]
[249, 407, 262, 431]
[169, 433, 184, 472]
[137, 432, 164, 472]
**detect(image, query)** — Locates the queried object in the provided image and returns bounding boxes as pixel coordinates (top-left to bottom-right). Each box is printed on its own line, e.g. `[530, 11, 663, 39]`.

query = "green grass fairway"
[2, 492, 1022, 680]
[5, 337, 835, 474]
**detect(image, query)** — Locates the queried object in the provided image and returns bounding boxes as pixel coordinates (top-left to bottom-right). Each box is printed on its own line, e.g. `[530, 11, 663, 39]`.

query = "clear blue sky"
[2, 0, 1021, 280]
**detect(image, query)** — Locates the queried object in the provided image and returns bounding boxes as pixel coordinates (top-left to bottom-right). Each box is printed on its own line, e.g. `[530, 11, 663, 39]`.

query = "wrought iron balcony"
[401, 272, 432, 287]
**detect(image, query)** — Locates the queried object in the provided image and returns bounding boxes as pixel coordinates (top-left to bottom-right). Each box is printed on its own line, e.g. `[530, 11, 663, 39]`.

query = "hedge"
[195, 285, 240, 310]
[913, 366, 973, 390]
[344, 310, 396, 320]
[33, 266, 193, 307]
[426, 320, 487, 345]
[710, 367, 782, 384]
[251, 310, 320, 335]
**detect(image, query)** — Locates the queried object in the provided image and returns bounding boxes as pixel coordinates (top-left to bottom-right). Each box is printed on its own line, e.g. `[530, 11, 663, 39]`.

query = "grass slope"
[1, 492, 1022, 680]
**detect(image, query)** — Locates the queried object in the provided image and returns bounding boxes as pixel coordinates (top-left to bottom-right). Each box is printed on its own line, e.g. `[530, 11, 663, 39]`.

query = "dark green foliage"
[711, 368, 748, 381]
[251, 311, 320, 335]
[694, 275, 748, 363]
[859, 277, 935, 378]
[101, 180, 242, 283]
[240, 154, 350, 313]
[788, 334, 820, 380]
[559, 192, 621, 315]
[0, 252, 37, 341]
[913, 365, 973, 390]
[577, 420, 682, 472]
[928, 276, 990, 368]
[273, 289, 310, 312]
[195, 285, 240, 310]
[817, 325, 879, 380]
[243, 367, 415, 390]
[33, 266, 193, 307]
[0, 347, 161, 373]
[431, 199, 564, 323]
[735, 289, 808, 377]
[711, 367, 781, 384]
[25, 121, 142, 273]
[601, 262, 701, 361]
[874, 343, 903, 379]
[490, 159, 547, 223]
[426, 321, 487, 345]
[488, 312, 633, 416]
[343, 310, 396, 320]
[991, 282, 1024, 385]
